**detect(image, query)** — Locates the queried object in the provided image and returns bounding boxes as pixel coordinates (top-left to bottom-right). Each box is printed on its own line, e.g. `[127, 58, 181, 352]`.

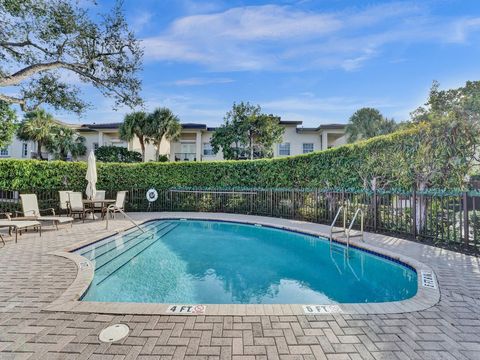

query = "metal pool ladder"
[329, 206, 346, 244]
[105, 207, 146, 233]
[345, 208, 364, 251]
[329, 206, 364, 251]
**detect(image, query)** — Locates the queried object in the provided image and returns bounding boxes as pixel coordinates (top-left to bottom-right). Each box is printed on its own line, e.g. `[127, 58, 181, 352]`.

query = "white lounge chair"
[0, 212, 41, 243]
[102, 191, 127, 219]
[58, 190, 71, 216]
[18, 194, 74, 229]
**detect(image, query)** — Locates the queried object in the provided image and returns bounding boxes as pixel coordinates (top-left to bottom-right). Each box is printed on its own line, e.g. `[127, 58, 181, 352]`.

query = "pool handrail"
[329, 206, 346, 244]
[346, 208, 364, 251]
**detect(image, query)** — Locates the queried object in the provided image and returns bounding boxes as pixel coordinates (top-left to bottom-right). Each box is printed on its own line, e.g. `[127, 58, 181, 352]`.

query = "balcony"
[175, 153, 197, 162]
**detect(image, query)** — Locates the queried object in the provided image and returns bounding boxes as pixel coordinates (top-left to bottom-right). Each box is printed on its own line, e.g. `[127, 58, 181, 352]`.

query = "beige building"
[0, 120, 347, 162]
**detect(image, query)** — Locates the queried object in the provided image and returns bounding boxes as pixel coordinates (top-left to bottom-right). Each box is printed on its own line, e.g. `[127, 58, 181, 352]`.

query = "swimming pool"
[75, 219, 417, 304]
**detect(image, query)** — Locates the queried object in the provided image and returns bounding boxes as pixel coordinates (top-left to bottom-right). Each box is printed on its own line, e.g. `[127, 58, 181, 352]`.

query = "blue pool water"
[76, 220, 417, 304]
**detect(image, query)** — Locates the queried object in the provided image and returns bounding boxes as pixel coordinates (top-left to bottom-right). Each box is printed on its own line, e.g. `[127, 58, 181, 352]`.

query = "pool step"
[94, 223, 179, 285]
[84, 222, 171, 262]
[93, 222, 175, 270]
[79, 221, 160, 259]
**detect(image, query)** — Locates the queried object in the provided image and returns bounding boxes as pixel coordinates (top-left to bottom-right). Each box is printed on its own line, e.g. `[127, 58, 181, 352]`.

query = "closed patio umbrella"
[85, 150, 97, 200]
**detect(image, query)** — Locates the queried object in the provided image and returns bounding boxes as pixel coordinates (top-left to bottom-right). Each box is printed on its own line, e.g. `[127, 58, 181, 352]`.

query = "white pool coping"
[46, 212, 440, 316]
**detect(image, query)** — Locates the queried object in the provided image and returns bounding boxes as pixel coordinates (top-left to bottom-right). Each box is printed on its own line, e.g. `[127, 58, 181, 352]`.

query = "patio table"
[82, 199, 115, 220]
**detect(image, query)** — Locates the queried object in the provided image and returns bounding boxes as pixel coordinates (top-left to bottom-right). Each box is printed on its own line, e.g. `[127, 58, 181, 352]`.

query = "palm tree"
[147, 107, 182, 160]
[119, 111, 150, 161]
[46, 126, 87, 160]
[16, 109, 55, 160]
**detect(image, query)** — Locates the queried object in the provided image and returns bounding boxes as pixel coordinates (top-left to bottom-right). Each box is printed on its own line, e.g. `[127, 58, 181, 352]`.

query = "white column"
[321, 131, 329, 150]
[98, 132, 104, 147]
[195, 131, 202, 161]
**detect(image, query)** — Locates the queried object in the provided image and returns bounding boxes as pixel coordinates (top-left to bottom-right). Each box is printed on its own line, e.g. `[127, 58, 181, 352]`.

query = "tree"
[211, 102, 284, 160]
[0, 101, 17, 148]
[147, 108, 182, 161]
[46, 126, 86, 160]
[95, 145, 142, 163]
[16, 109, 55, 159]
[119, 111, 150, 162]
[400, 81, 480, 232]
[0, 0, 143, 114]
[346, 108, 397, 143]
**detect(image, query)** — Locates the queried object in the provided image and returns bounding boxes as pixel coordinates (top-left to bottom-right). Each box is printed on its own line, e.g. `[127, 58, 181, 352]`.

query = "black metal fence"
[1, 187, 479, 251]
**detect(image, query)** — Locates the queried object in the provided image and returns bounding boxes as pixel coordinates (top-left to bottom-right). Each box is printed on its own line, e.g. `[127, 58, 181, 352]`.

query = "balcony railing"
[174, 153, 196, 162]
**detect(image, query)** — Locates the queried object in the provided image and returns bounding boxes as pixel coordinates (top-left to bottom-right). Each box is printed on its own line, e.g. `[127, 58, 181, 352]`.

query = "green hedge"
[0, 124, 467, 191]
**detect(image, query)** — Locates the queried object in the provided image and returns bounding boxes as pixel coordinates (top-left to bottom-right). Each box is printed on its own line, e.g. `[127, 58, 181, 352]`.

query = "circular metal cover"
[99, 324, 130, 343]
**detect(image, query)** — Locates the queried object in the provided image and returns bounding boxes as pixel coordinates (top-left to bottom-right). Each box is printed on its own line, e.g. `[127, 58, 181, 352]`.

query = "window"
[22, 143, 28, 158]
[278, 143, 290, 156]
[303, 143, 314, 154]
[0, 147, 9, 156]
[93, 142, 99, 151]
[203, 142, 214, 156]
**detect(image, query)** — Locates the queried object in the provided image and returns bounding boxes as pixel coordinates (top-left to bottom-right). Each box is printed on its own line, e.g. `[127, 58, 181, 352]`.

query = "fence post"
[463, 192, 469, 246]
[412, 189, 417, 239]
[373, 190, 377, 231]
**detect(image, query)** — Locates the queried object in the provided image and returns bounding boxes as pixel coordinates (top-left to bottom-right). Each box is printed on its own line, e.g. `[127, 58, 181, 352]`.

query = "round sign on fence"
[146, 188, 158, 202]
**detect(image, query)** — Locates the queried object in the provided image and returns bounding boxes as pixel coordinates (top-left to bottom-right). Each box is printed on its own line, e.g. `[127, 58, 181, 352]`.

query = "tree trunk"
[155, 139, 161, 161]
[37, 141, 44, 160]
[249, 136, 253, 160]
[415, 181, 427, 234]
[139, 137, 145, 162]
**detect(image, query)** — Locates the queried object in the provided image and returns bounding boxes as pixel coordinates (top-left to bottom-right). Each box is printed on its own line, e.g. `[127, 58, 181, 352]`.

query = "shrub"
[157, 154, 169, 162]
[95, 146, 142, 163]
[0, 123, 471, 191]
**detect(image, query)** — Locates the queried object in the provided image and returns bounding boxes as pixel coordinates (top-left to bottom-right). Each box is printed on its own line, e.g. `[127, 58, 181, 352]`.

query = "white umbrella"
[85, 150, 97, 200]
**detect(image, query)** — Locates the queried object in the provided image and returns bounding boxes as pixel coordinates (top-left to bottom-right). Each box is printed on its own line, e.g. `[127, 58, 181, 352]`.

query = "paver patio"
[0, 212, 479, 360]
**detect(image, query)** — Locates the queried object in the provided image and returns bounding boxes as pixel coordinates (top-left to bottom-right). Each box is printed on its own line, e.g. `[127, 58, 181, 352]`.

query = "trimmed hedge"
[0, 124, 467, 191]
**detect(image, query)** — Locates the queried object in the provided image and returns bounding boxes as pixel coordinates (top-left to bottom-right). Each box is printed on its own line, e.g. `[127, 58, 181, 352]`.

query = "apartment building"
[0, 120, 347, 162]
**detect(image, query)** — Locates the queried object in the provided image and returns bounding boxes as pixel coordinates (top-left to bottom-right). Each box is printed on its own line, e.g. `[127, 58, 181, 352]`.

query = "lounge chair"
[0, 212, 41, 243]
[102, 191, 127, 219]
[68, 192, 93, 222]
[18, 194, 74, 229]
[59, 190, 71, 216]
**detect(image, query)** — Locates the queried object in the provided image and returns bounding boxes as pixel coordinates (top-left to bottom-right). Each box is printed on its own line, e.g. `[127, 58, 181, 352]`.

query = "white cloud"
[169, 77, 234, 86]
[142, 3, 480, 72]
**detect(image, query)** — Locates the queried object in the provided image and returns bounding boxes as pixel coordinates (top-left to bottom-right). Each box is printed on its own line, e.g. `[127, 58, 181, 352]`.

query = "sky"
[48, 1, 480, 126]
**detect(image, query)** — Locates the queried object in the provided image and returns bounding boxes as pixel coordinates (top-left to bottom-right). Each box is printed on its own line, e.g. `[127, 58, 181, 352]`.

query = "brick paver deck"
[0, 212, 479, 360]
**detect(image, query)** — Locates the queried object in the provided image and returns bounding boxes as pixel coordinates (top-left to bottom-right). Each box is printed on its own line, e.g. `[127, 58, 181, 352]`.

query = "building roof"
[279, 120, 303, 125]
[296, 123, 347, 133]
[83, 122, 122, 130]
[181, 123, 207, 129]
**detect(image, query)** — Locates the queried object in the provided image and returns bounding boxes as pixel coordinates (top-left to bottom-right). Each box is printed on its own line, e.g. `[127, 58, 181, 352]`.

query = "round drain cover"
[99, 324, 130, 343]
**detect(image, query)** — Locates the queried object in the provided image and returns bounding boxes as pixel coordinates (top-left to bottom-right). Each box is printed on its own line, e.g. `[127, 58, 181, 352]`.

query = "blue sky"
[64, 0, 480, 126]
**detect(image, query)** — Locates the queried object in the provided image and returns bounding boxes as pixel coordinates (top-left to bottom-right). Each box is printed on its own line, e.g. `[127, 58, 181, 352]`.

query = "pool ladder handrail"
[329, 206, 346, 244]
[329, 206, 365, 250]
[105, 206, 146, 233]
[345, 208, 364, 251]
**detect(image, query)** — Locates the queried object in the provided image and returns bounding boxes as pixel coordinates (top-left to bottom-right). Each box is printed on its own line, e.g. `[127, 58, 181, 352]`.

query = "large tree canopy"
[211, 102, 284, 160]
[345, 107, 397, 143]
[0, 0, 143, 114]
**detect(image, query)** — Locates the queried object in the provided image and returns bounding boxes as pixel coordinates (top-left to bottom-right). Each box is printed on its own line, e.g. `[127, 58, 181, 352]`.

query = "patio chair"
[58, 190, 71, 216]
[18, 194, 74, 229]
[93, 190, 106, 212]
[102, 191, 127, 219]
[68, 192, 93, 222]
[0, 212, 42, 243]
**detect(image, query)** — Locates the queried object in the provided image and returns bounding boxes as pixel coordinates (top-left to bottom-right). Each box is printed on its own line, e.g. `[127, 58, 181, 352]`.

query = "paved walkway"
[0, 212, 479, 360]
